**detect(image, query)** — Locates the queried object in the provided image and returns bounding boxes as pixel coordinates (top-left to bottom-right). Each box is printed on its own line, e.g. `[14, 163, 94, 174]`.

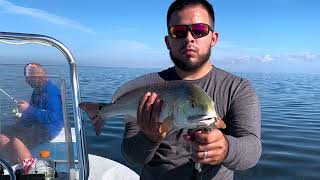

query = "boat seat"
[50, 128, 76, 143]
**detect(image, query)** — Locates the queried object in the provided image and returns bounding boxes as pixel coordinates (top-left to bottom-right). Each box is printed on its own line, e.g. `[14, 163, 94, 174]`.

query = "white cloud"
[0, 0, 93, 33]
[260, 54, 274, 62]
[286, 52, 320, 62]
[216, 52, 319, 65]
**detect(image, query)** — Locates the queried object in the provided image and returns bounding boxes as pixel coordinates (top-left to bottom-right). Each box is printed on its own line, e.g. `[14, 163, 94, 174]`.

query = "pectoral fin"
[216, 117, 226, 129]
[159, 115, 173, 134]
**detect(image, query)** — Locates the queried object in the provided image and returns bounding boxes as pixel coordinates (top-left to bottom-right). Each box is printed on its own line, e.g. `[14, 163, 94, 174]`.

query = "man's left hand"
[184, 129, 229, 165]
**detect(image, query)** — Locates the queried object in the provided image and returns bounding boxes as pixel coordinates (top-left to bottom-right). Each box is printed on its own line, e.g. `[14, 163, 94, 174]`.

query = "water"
[234, 73, 320, 180]
[1, 65, 320, 179]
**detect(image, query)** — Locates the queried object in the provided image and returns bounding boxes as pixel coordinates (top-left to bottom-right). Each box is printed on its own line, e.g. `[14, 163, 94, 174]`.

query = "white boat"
[0, 32, 140, 180]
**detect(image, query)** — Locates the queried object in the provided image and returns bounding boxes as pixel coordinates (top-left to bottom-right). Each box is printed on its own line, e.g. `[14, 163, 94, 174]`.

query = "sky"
[0, 0, 319, 74]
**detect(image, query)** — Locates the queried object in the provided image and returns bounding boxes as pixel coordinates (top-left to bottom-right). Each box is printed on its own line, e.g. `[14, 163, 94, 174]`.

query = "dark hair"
[167, 0, 215, 29]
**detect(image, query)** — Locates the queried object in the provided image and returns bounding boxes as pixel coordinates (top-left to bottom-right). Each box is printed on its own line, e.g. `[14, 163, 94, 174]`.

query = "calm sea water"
[1, 65, 320, 179]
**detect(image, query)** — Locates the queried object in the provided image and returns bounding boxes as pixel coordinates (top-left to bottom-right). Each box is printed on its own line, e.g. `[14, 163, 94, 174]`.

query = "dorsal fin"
[112, 72, 164, 102]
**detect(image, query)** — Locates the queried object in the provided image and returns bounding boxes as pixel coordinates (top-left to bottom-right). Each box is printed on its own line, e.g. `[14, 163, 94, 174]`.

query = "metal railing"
[0, 156, 16, 180]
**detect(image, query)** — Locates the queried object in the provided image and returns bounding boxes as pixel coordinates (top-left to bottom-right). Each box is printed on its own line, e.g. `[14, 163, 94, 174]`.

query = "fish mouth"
[187, 115, 217, 129]
[188, 115, 216, 123]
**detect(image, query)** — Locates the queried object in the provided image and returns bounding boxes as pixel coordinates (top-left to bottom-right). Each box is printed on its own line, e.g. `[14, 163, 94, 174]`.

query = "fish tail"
[79, 102, 113, 135]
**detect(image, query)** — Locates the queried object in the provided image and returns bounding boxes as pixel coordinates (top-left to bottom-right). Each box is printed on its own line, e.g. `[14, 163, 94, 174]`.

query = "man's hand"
[17, 100, 30, 112]
[184, 127, 229, 165]
[137, 92, 165, 143]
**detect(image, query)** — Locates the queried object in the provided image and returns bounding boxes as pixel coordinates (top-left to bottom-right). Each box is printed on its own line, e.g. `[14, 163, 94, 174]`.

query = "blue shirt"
[21, 80, 64, 139]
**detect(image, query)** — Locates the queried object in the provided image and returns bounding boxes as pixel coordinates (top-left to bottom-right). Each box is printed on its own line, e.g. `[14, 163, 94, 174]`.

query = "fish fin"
[216, 117, 226, 129]
[159, 115, 173, 134]
[79, 102, 109, 136]
[112, 72, 161, 103]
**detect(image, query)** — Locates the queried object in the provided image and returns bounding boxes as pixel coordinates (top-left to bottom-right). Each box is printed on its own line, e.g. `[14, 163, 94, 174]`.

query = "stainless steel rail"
[0, 156, 16, 180]
[0, 32, 89, 180]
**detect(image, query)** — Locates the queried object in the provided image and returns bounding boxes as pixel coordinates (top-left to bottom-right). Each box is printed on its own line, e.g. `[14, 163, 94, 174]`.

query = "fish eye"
[191, 100, 196, 108]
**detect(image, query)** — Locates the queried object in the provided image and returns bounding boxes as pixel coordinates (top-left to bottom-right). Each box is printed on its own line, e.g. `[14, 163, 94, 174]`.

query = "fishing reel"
[11, 107, 22, 119]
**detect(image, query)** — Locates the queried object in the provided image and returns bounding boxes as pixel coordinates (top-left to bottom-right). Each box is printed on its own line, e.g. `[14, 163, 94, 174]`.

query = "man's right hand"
[17, 100, 29, 112]
[137, 92, 165, 143]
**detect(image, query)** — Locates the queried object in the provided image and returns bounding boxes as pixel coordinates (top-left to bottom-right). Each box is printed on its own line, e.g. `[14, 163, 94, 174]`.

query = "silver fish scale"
[106, 81, 216, 129]
[115, 81, 195, 104]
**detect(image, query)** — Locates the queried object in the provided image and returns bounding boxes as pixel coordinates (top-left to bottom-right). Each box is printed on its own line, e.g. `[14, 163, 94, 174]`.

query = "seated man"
[0, 63, 64, 174]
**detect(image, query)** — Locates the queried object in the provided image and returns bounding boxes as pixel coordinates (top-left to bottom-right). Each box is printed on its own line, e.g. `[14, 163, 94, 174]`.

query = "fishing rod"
[0, 88, 18, 103]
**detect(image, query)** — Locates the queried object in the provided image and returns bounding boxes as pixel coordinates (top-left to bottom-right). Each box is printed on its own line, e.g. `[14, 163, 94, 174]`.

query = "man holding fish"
[80, 0, 261, 179]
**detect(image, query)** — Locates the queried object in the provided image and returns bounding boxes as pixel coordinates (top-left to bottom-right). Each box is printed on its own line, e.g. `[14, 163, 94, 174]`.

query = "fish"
[79, 80, 226, 135]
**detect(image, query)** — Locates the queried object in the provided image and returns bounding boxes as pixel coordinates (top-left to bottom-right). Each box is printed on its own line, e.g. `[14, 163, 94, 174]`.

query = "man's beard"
[170, 50, 211, 72]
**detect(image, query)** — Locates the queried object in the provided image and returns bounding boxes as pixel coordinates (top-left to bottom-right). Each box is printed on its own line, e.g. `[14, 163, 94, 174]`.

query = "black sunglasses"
[168, 23, 214, 39]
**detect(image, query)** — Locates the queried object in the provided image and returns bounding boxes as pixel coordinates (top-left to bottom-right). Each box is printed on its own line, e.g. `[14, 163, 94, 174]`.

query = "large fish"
[79, 80, 226, 135]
